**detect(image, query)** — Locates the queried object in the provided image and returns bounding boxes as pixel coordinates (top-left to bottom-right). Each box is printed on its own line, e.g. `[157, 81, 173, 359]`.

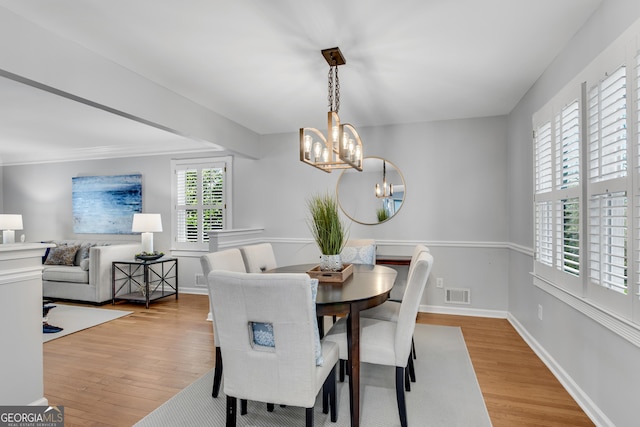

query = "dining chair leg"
[240, 399, 247, 415]
[408, 354, 416, 383]
[395, 367, 408, 427]
[412, 336, 417, 359]
[305, 407, 314, 427]
[322, 376, 329, 414]
[339, 359, 346, 382]
[226, 396, 237, 427]
[267, 403, 274, 412]
[212, 346, 223, 397]
[322, 366, 336, 416]
[404, 365, 411, 392]
[330, 365, 338, 422]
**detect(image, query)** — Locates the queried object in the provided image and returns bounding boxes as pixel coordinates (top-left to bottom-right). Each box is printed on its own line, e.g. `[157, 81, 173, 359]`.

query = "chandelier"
[375, 159, 393, 198]
[300, 47, 363, 173]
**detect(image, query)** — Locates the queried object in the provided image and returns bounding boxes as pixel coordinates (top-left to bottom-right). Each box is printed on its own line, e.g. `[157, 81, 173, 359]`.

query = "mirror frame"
[336, 156, 406, 225]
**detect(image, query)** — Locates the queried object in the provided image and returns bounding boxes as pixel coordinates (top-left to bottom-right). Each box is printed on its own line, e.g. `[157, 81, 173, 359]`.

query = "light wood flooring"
[43, 294, 593, 426]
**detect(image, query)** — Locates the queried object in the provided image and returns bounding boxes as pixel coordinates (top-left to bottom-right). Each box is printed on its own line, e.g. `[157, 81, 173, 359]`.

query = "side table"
[112, 257, 178, 308]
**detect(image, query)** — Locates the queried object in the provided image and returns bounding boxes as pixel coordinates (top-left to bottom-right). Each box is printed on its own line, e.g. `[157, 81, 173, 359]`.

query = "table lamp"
[0, 214, 23, 244]
[131, 213, 162, 254]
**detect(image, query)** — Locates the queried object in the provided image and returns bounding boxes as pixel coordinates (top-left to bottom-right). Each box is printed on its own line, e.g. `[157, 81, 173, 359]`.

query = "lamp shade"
[0, 214, 23, 230]
[131, 213, 163, 233]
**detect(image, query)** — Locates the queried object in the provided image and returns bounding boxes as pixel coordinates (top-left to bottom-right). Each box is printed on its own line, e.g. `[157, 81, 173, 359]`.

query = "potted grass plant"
[307, 192, 348, 271]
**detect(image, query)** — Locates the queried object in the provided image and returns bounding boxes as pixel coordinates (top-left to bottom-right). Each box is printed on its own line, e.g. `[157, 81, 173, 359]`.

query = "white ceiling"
[0, 0, 603, 165]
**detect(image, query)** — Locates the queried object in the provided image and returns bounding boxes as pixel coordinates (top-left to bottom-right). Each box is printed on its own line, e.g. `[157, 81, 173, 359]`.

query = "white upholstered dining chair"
[362, 245, 429, 319]
[362, 244, 430, 366]
[240, 243, 278, 272]
[199, 248, 247, 398]
[208, 270, 339, 427]
[323, 251, 433, 427]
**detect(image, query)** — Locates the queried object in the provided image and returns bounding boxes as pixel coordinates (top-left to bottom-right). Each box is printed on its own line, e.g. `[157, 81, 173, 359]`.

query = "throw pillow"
[80, 258, 90, 271]
[309, 278, 323, 366]
[341, 244, 376, 265]
[251, 322, 275, 347]
[44, 245, 80, 266]
[76, 243, 95, 266]
[249, 278, 324, 365]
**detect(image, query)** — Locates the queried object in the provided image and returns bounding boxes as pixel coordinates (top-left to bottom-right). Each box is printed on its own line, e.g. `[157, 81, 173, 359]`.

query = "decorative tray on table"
[135, 252, 164, 261]
[306, 263, 353, 283]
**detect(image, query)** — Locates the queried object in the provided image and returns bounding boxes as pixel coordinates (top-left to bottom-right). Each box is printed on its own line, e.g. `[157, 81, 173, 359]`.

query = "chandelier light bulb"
[314, 142, 322, 161]
[304, 135, 313, 160]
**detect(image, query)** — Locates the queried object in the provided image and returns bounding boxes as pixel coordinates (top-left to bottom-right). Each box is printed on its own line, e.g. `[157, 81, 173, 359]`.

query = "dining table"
[267, 263, 397, 427]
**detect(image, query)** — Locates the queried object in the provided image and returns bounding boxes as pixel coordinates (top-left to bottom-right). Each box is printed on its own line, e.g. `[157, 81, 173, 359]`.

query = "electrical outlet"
[537, 304, 543, 320]
[436, 278, 444, 288]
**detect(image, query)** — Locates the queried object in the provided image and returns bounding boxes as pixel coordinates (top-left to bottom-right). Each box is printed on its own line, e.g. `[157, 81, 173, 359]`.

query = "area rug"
[43, 304, 132, 342]
[135, 324, 491, 427]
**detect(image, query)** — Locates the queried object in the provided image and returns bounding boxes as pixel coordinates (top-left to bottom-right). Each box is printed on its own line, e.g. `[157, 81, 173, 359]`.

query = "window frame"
[170, 156, 233, 251]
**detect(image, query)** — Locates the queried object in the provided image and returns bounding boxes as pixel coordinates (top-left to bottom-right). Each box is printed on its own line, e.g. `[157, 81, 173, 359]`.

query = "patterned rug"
[135, 324, 491, 427]
[43, 304, 132, 342]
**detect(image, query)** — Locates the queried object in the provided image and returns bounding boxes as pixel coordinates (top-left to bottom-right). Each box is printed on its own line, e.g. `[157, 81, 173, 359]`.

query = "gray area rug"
[135, 324, 492, 427]
[43, 304, 132, 342]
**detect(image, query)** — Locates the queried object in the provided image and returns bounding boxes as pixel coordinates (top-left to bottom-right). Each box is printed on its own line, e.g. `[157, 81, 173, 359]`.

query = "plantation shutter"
[173, 159, 228, 245]
[535, 121, 553, 194]
[555, 101, 581, 276]
[588, 66, 627, 183]
[534, 121, 554, 267]
[588, 66, 628, 295]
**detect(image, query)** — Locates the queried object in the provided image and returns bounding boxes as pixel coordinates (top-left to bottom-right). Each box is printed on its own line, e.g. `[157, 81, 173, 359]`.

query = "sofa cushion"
[42, 265, 89, 284]
[45, 245, 80, 266]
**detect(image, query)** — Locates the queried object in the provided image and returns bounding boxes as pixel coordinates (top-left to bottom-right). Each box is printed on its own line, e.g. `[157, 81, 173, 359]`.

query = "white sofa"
[42, 240, 141, 304]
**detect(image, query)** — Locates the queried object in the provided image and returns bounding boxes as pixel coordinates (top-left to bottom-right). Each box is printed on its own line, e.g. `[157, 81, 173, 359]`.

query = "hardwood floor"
[43, 294, 593, 426]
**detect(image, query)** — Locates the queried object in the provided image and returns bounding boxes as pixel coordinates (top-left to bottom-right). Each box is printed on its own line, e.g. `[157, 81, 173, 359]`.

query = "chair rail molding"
[207, 228, 264, 252]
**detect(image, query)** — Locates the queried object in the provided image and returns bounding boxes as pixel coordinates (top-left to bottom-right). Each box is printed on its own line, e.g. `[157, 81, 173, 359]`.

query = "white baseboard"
[420, 304, 507, 319]
[178, 287, 208, 296]
[507, 313, 612, 427]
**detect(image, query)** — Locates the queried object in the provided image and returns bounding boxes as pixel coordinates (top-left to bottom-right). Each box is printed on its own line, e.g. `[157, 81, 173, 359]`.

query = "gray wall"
[2, 115, 509, 315]
[507, 0, 640, 425]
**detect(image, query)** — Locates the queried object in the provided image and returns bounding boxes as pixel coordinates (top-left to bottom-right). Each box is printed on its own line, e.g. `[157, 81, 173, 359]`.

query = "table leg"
[144, 264, 150, 309]
[347, 306, 360, 427]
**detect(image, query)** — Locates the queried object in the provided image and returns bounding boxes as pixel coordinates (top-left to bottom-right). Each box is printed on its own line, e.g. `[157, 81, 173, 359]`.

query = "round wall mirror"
[336, 156, 406, 225]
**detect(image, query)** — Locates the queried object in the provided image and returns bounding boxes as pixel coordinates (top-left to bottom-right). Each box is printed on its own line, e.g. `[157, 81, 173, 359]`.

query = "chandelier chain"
[327, 64, 340, 113]
[328, 65, 334, 112]
[335, 65, 340, 113]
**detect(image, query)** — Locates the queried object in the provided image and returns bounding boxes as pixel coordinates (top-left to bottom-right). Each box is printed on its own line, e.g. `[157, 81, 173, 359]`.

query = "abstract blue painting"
[72, 174, 142, 234]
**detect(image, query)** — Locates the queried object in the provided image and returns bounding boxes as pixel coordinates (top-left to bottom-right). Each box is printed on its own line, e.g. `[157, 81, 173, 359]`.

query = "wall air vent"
[445, 288, 471, 304]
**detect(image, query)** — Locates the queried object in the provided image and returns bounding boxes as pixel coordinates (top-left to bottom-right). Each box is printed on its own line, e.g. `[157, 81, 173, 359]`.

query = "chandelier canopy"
[300, 47, 363, 173]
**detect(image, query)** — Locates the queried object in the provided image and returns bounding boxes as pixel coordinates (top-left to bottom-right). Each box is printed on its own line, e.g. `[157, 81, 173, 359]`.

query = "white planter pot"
[320, 254, 343, 272]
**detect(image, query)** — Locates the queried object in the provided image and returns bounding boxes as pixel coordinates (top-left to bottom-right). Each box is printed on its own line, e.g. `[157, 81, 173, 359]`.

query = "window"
[533, 96, 582, 293]
[171, 157, 232, 250]
[533, 58, 636, 321]
[531, 19, 640, 340]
